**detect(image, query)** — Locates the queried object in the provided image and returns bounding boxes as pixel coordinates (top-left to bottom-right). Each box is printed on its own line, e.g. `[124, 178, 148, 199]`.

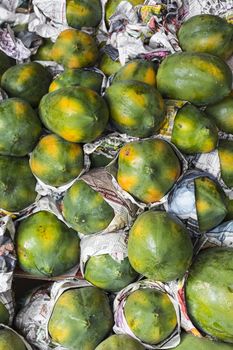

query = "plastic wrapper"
[113, 279, 181, 349]
[0, 216, 16, 324]
[107, 0, 182, 65]
[60, 168, 139, 237]
[80, 230, 129, 276]
[164, 170, 227, 236]
[0, 324, 33, 349]
[15, 279, 95, 350]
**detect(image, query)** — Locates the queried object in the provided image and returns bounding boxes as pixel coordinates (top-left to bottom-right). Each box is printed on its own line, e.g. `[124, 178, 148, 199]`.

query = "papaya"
[62, 179, 115, 234]
[66, 0, 102, 29]
[171, 104, 218, 154]
[128, 211, 193, 281]
[16, 211, 80, 277]
[157, 52, 232, 106]
[176, 332, 233, 349]
[49, 68, 103, 94]
[186, 247, 233, 343]
[0, 328, 27, 350]
[1, 62, 52, 107]
[0, 302, 9, 325]
[96, 334, 145, 350]
[30, 134, 84, 187]
[0, 50, 15, 80]
[124, 288, 177, 344]
[84, 254, 138, 292]
[39, 86, 109, 143]
[0, 155, 37, 212]
[105, 80, 165, 137]
[51, 29, 98, 69]
[195, 176, 228, 232]
[218, 139, 233, 188]
[205, 95, 233, 134]
[113, 59, 157, 86]
[32, 38, 54, 61]
[178, 14, 233, 60]
[98, 52, 121, 76]
[48, 287, 113, 349]
[117, 139, 181, 203]
[0, 98, 42, 157]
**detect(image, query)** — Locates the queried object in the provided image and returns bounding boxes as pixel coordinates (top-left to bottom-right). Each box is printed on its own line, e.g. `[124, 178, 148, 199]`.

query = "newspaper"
[165, 170, 226, 236]
[0, 324, 33, 349]
[191, 146, 233, 198]
[15, 279, 95, 350]
[181, 0, 233, 21]
[0, 216, 16, 324]
[80, 231, 128, 276]
[113, 279, 181, 349]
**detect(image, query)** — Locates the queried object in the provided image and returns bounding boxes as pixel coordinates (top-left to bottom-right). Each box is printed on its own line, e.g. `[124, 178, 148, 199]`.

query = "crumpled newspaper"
[0, 324, 33, 349]
[15, 279, 94, 350]
[80, 231, 129, 276]
[113, 279, 181, 349]
[0, 216, 16, 324]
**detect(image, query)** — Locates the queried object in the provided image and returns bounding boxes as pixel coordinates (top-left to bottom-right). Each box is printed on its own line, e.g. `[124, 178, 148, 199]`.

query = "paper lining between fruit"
[113, 279, 181, 349]
[0, 216, 16, 323]
[80, 231, 129, 277]
[15, 279, 92, 350]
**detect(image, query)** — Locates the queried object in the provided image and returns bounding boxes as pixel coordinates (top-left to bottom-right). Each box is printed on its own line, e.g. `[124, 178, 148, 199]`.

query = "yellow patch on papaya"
[117, 174, 138, 191]
[195, 60, 224, 80]
[112, 111, 137, 127]
[196, 198, 210, 212]
[202, 138, 215, 153]
[70, 3, 91, 17]
[199, 33, 224, 51]
[83, 50, 96, 63]
[17, 66, 36, 84]
[219, 149, 233, 165]
[126, 88, 146, 107]
[14, 101, 28, 115]
[61, 127, 83, 142]
[30, 158, 47, 176]
[51, 46, 63, 60]
[131, 221, 146, 237]
[58, 97, 85, 114]
[37, 226, 59, 250]
[123, 62, 137, 76]
[68, 183, 81, 202]
[165, 166, 180, 181]
[69, 144, 82, 159]
[129, 291, 151, 307]
[79, 33, 93, 45]
[144, 67, 156, 86]
[49, 80, 60, 92]
[153, 139, 167, 153]
[119, 144, 139, 162]
[49, 323, 70, 343]
[40, 135, 60, 158]
[66, 56, 81, 69]
[143, 187, 163, 203]
[60, 29, 76, 41]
